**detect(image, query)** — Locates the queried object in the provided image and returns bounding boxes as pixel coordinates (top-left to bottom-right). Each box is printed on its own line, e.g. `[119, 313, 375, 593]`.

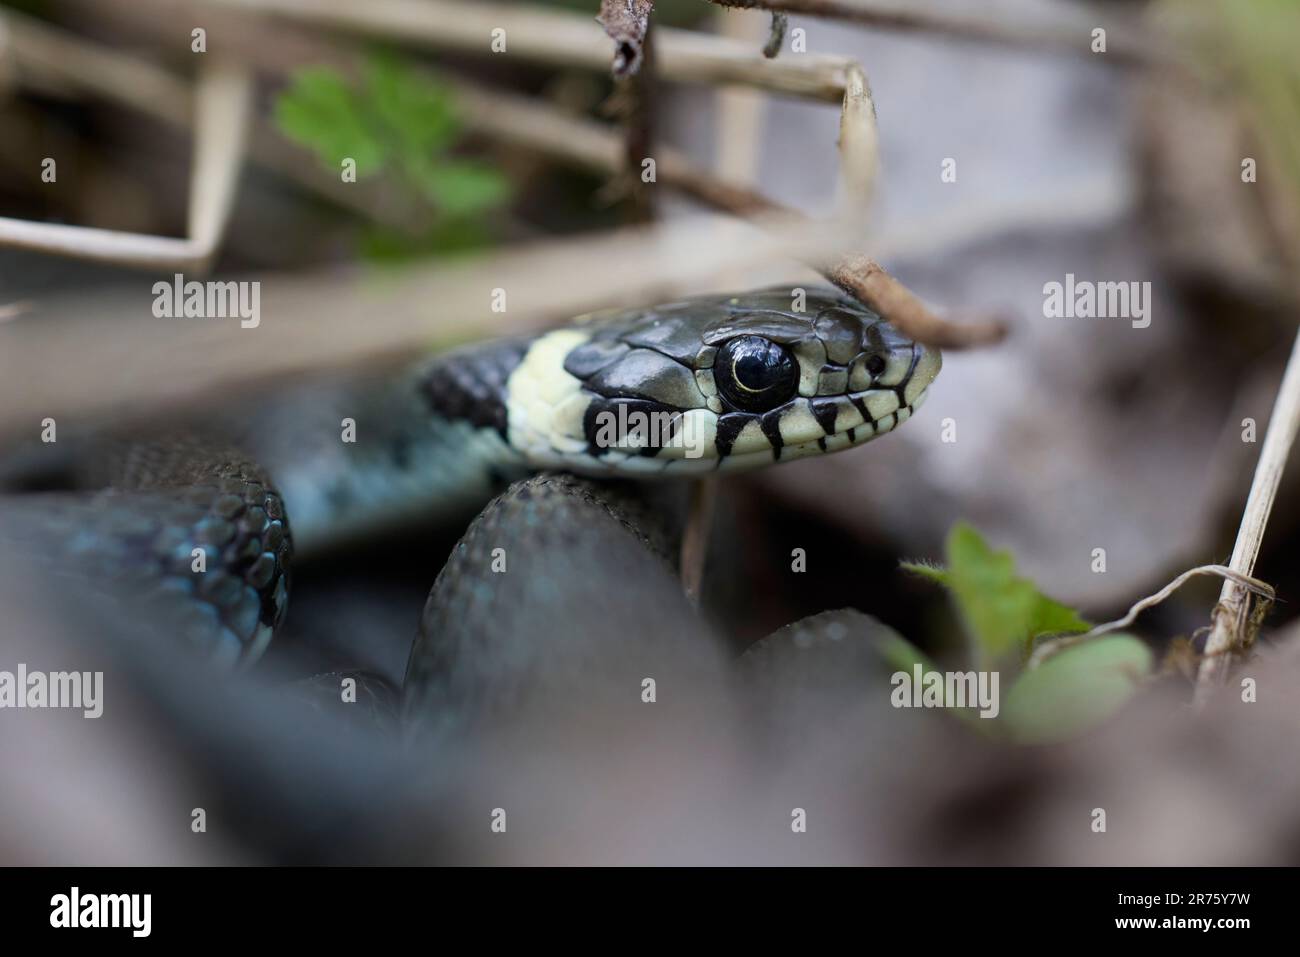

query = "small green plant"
[903, 523, 1090, 670]
[274, 53, 512, 258]
[901, 522, 1152, 742]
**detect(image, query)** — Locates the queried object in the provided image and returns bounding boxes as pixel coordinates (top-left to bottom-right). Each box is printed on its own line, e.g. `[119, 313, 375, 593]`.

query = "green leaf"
[1001, 635, 1153, 743]
[1029, 590, 1093, 639]
[874, 631, 991, 729]
[907, 523, 1090, 667]
[273, 54, 513, 258]
[413, 160, 513, 217]
[900, 560, 946, 584]
[364, 54, 458, 156]
[274, 68, 388, 172]
[875, 630, 939, 676]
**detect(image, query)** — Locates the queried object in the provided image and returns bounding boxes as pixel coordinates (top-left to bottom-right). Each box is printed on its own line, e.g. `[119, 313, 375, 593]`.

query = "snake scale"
[0, 285, 940, 728]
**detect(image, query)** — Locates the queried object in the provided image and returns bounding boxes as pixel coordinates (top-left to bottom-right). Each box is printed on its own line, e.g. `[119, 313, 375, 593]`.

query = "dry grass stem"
[680, 477, 720, 605]
[201, 0, 855, 102]
[704, 0, 1173, 65]
[1196, 327, 1300, 698]
[1030, 565, 1276, 670]
[0, 44, 251, 271]
[0, 213, 863, 436]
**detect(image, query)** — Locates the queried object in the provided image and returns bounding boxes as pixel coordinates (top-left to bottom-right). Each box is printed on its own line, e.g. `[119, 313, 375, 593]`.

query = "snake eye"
[716, 335, 799, 413]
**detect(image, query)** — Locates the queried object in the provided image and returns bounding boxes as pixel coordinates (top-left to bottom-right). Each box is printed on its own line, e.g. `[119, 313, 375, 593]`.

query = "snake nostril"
[865, 355, 886, 377]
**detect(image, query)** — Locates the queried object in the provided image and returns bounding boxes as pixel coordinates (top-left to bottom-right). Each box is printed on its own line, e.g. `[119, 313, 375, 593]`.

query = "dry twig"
[827, 255, 1008, 348]
[0, 8, 410, 228]
[452, 80, 1005, 348]
[0, 0, 1013, 405]
[27, 0, 1006, 348]
[1195, 329, 1300, 698]
[0, 53, 251, 271]
[763, 13, 789, 59]
[0, 213, 864, 437]
[598, 0, 655, 76]
[1029, 565, 1275, 670]
[704, 0, 1174, 65]
[201, 0, 854, 102]
[680, 478, 719, 606]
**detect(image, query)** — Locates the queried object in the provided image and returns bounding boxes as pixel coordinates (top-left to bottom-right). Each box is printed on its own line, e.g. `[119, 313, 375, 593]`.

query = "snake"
[0, 284, 940, 713]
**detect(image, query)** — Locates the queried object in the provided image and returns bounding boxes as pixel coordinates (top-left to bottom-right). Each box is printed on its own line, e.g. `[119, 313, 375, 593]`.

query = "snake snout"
[901, 340, 942, 407]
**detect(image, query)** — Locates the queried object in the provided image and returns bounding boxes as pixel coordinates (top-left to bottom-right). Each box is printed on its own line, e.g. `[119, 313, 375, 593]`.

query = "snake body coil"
[0, 286, 940, 670]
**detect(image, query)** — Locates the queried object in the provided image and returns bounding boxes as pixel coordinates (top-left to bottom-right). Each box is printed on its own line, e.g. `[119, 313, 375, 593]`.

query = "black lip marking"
[817, 437, 827, 451]
[847, 427, 857, 443]
[893, 347, 921, 406]
[582, 400, 611, 457]
[759, 410, 785, 455]
[810, 398, 840, 436]
[583, 396, 683, 457]
[714, 413, 750, 458]
[851, 395, 873, 425]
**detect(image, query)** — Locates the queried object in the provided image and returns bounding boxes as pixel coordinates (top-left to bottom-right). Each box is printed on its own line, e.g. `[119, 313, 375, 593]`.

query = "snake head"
[505, 285, 941, 475]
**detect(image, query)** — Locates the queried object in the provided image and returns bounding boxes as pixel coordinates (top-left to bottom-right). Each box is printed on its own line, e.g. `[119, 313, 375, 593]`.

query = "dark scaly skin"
[0, 286, 936, 684]
[402, 472, 715, 736]
[228, 361, 529, 556]
[738, 608, 904, 743]
[0, 435, 291, 665]
[0, 287, 946, 865]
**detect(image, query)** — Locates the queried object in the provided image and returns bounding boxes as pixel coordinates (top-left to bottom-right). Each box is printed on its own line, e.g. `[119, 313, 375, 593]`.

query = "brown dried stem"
[0, 214, 865, 437]
[1, 6, 423, 228]
[0, 54, 250, 272]
[452, 80, 1005, 348]
[680, 477, 719, 606]
[598, 0, 656, 76]
[703, 0, 1175, 66]
[1195, 327, 1300, 697]
[199, 0, 854, 102]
